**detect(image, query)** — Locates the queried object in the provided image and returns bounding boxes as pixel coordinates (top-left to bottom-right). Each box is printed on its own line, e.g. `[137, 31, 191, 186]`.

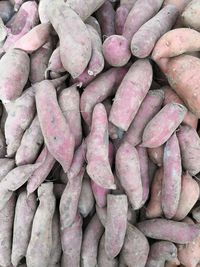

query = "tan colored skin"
[47, 0, 92, 78]
[0, 48, 30, 102]
[141, 103, 187, 148]
[162, 133, 182, 219]
[137, 219, 200, 244]
[148, 146, 164, 167]
[78, 173, 94, 217]
[13, 23, 52, 53]
[98, 234, 118, 267]
[182, 0, 200, 31]
[166, 55, 200, 118]
[27, 147, 56, 195]
[61, 213, 82, 267]
[86, 103, 116, 189]
[0, 158, 15, 182]
[81, 214, 104, 267]
[30, 40, 53, 83]
[146, 168, 163, 218]
[174, 173, 199, 220]
[123, 90, 164, 146]
[35, 80, 75, 172]
[115, 142, 143, 210]
[58, 84, 82, 148]
[15, 116, 44, 166]
[131, 5, 178, 58]
[163, 86, 198, 129]
[121, 223, 149, 267]
[152, 28, 200, 61]
[109, 59, 153, 131]
[26, 183, 56, 267]
[60, 168, 84, 229]
[177, 125, 200, 175]
[4, 87, 35, 157]
[11, 191, 37, 267]
[0, 194, 15, 267]
[105, 194, 128, 259]
[49, 210, 62, 267]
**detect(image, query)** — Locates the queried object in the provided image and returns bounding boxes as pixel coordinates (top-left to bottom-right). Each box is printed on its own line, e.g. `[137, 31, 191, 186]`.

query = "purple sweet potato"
[11, 191, 37, 267]
[0, 48, 30, 102]
[15, 116, 43, 166]
[115, 142, 143, 209]
[105, 194, 128, 259]
[131, 5, 178, 58]
[162, 133, 182, 219]
[109, 59, 152, 131]
[86, 103, 116, 189]
[137, 219, 200, 244]
[0, 194, 16, 267]
[177, 125, 200, 175]
[35, 79, 75, 172]
[81, 214, 104, 266]
[58, 84, 82, 148]
[26, 183, 56, 267]
[80, 67, 127, 126]
[120, 223, 149, 267]
[60, 168, 84, 229]
[141, 103, 187, 148]
[123, 89, 164, 146]
[91, 180, 110, 208]
[115, 6, 129, 35]
[46, 46, 65, 76]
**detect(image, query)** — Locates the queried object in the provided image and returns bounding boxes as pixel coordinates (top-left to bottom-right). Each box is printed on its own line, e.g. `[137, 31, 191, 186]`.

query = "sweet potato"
[0, 194, 15, 267]
[146, 241, 177, 267]
[181, 0, 200, 31]
[123, 89, 164, 146]
[115, 6, 129, 35]
[46, 46, 65, 77]
[146, 167, 163, 218]
[109, 59, 153, 131]
[120, 0, 137, 10]
[105, 194, 128, 259]
[120, 223, 149, 267]
[47, 2, 92, 78]
[5, 87, 35, 157]
[177, 125, 200, 175]
[15, 116, 43, 166]
[11, 191, 37, 267]
[60, 168, 84, 229]
[163, 0, 191, 12]
[49, 209, 62, 267]
[174, 173, 199, 221]
[152, 28, 200, 61]
[131, 5, 178, 58]
[162, 133, 181, 219]
[78, 173, 94, 217]
[116, 142, 143, 209]
[123, 0, 164, 42]
[35, 79, 75, 172]
[0, 1, 14, 23]
[137, 219, 200, 244]
[61, 213, 82, 267]
[3, 1, 39, 51]
[27, 147, 56, 195]
[141, 103, 187, 148]
[85, 16, 101, 36]
[0, 48, 30, 102]
[86, 103, 116, 189]
[98, 234, 118, 267]
[163, 86, 198, 129]
[148, 146, 164, 167]
[81, 67, 127, 126]
[86, 24, 104, 76]
[95, 1, 115, 38]
[166, 55, 200, 118]
[81, 214, 104, 266]
[26, 183, 56, 267]
[58, 84, 82, 148]
[102, 35, 131, 67]
[30, 40, 52, 83]
[0, 158, 15, 182]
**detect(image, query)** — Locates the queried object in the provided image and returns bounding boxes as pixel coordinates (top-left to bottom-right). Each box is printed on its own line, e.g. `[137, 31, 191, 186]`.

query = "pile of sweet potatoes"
[1, 0, 200, 266]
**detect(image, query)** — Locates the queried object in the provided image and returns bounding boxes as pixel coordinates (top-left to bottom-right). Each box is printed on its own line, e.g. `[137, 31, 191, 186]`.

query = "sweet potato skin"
[163, 0, 191, 12]
[115, 6, 129, 35]
[182, 0, 200, 31]
[147, 146, 164, 167]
